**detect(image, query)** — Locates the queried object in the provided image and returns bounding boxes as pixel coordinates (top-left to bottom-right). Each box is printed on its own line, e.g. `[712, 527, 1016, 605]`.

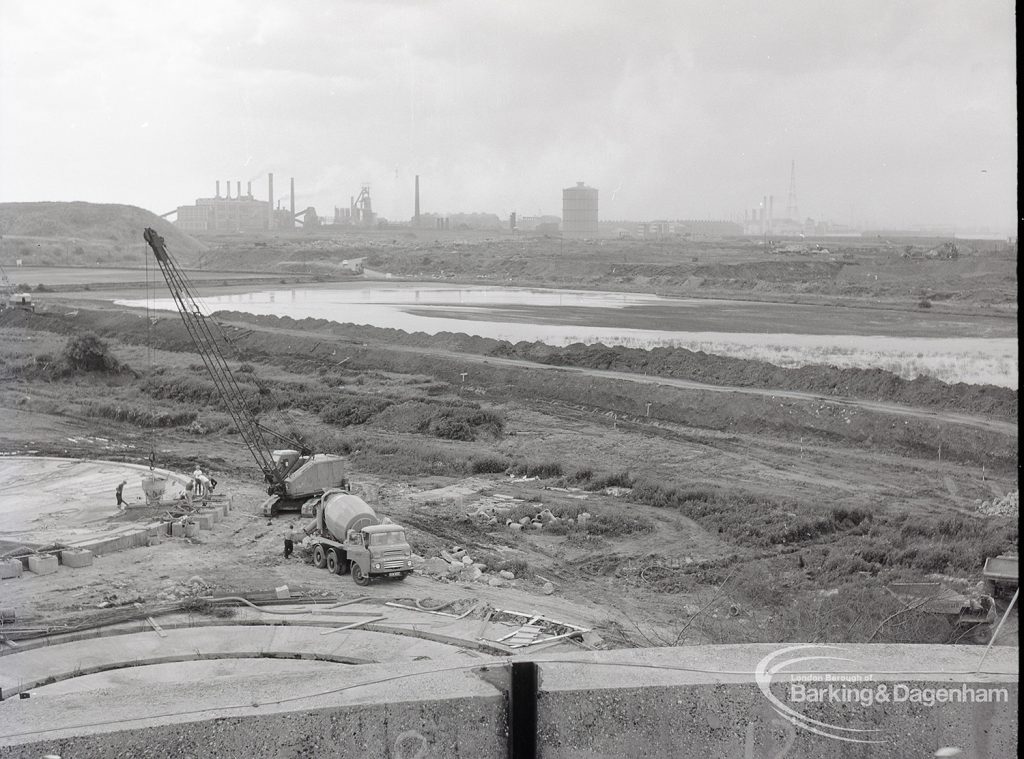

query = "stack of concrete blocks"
[170, 521, 185, 538]
[61, 549, 94, 568]
[27, 554, 58, 576]
[196, 512, 215, 530]
[0, 559, 23, 580]
[184, 522, 200, 538]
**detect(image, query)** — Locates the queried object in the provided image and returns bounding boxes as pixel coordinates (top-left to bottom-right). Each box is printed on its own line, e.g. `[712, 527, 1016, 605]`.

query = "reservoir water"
[119, 283, 1017, 388]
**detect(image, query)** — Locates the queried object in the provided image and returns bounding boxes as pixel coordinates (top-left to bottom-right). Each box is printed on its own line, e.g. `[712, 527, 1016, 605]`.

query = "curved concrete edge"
[2, 651, 373, 699]
[0, 608, 512, 659]
[0, 659, 507, 753]
[0, 625, 470, 700]
[0, 645, 1017, 757]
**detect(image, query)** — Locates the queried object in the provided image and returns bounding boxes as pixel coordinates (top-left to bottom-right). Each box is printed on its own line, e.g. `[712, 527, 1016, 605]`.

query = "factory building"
[562, 182, 599, 238]
[175, 180, 269, 233]
[175, 175, 306, 233]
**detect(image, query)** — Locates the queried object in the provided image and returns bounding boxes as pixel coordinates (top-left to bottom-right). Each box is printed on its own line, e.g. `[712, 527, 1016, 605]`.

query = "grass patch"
[510, 460, 563, 479]
[628, 479, 872, 547]
[470, 455, 512, 474]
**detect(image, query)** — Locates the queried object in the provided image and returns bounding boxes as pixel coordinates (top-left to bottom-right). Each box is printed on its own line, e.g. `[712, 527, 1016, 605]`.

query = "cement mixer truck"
[303, 489, 413, 586]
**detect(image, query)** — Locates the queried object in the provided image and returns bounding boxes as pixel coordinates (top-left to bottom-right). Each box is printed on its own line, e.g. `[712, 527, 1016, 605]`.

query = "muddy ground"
[0, 288, 1016, 649]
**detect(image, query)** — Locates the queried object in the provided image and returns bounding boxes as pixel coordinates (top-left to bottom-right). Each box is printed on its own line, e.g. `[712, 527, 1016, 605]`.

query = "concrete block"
[61, 549, 94, 568]
[0, 559, 23, 579]
[222, 501, 230, 517]
[275, 585, 291, 599]
[27, 554, 59, 576]
[184, 522, 199, 538]
[196, 514, 215, 530]
[147, 533, 162, 546]
[170, 522, 185, 538]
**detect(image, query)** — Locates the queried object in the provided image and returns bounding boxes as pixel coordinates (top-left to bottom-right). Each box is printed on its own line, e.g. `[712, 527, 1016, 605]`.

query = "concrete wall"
[0, 645, 1015, 758]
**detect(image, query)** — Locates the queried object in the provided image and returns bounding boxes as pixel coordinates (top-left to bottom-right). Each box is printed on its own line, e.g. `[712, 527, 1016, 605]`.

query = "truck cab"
[345, 524, 414, 585]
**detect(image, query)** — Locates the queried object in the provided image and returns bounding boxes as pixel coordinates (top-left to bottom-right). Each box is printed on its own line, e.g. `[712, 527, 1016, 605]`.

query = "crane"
[142, 227, 348, 516]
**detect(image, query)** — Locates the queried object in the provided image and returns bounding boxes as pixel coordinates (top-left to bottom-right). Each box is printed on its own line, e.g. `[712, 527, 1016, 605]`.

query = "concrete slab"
[26, 554, 57, 575]
[0, 623, 475, 699]
[0, 457, 188, 548]
[59, 549, 93, 568]
[0, 560, 22, 579]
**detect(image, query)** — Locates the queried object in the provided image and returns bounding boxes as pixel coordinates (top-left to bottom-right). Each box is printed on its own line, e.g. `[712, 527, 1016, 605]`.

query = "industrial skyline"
[0, 1, 1016, 235]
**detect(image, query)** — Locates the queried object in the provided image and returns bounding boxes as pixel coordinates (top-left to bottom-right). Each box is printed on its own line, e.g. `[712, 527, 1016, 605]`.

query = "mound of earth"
[0, 201, 205, 264]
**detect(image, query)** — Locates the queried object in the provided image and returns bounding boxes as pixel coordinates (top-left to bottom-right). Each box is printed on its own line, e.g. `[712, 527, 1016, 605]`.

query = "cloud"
[0, 0, 1016, 232]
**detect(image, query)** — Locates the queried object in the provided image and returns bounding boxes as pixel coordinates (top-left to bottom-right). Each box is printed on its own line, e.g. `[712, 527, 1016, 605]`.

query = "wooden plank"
[319, 616, 386, 636]
[146, 616, 167, 638]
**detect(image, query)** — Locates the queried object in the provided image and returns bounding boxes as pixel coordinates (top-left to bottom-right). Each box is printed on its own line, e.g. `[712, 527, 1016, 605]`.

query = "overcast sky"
[0, 1, 1016, 232]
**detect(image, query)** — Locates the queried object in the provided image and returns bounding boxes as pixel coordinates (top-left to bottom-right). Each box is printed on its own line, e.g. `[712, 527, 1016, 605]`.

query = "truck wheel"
[326, 550, 340, 575]
[313, 544, 327, 569]
[351, 564, 371, 587]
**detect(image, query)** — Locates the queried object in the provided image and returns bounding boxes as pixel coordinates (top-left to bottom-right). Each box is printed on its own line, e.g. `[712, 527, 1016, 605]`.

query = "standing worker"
[115, 480, 127, 508]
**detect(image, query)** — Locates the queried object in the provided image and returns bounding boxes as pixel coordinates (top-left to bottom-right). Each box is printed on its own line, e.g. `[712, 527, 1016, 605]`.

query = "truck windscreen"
[369, 531, 406, 546]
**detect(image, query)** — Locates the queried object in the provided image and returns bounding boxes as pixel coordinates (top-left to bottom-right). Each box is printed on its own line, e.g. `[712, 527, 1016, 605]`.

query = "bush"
[470, 455, 511, 474]
[62, 333, 119, 372]
[567, 467, 594, 484]
[510, 460, 563, 479]
[587, 470, 634, 490]
[418, 403, 504, 441]
[321, 397, 392, 427]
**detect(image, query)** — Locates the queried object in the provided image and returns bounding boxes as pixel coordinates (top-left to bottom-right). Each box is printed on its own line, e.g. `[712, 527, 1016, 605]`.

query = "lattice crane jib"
[142, 227, 283, 491]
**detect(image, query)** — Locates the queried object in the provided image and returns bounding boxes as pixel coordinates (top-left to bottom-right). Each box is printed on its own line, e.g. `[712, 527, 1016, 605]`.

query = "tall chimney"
[268, 173, 274, 229]
[769, 195, 774, 227]
[227, 180, 232, 199]
[290, 178, 295, 218]
[247, 181, 252, 197]
[237, 181, 241, 199]
[414, 175, 420, 225]
[216, 180, 220, 198]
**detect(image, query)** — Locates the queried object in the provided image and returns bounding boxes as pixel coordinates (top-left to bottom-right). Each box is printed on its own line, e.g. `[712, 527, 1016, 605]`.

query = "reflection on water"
[117, 284, 1017, 387]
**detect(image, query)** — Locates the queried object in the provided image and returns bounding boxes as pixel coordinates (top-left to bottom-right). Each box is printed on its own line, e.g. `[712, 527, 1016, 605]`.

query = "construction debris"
[885, 582, 996, 627]
[385, 598, 479, 619]
[489, 609, 589, 648]
[977, 490, 1018, 517]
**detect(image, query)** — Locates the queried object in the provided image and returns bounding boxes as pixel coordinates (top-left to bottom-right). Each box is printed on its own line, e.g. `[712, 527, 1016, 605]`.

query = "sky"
[0, 0, 1017, 233]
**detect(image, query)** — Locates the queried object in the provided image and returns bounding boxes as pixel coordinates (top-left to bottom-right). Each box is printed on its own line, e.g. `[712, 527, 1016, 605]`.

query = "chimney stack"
[237, 181, 241, 199]
[247, 181, 252, 197]
[268, 173, 274, 229]
[216, 181, 220, 198]
[290, 178, 295, 218]
[414, 175, 420, 225]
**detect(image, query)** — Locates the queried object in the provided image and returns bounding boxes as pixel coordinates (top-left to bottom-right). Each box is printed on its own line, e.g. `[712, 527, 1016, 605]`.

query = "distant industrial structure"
[562, 182, 598, 238]
[743, 161, 808, 237]
[334, 184, 376, 226]
[174, 174, 305, 233]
